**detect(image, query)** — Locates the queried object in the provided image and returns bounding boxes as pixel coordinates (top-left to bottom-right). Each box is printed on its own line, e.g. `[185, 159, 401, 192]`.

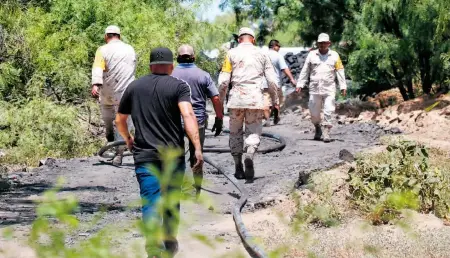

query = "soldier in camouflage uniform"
[218, 27, 279, 180]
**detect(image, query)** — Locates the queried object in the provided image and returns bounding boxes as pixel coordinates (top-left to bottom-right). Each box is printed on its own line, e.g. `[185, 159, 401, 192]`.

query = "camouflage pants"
[229, 108, 263, 156]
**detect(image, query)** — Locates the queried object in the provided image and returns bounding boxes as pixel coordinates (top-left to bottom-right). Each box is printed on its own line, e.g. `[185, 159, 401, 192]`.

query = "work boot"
[112, 146, 125, 166]
[112, 155, 123, 166]
[273, 108, 280, 125]
[313, 124, 322, 140]
[322, 126, 331, 143]
[243, 147, 256, 181]
[233, 155, 245, 180]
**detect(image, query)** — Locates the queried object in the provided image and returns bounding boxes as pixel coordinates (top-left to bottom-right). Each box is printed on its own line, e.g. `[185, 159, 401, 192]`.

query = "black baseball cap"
[149, 47, 173, 65]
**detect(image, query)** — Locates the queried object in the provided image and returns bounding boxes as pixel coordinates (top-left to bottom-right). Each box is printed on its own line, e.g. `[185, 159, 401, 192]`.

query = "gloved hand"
[211, 117, 223, 137]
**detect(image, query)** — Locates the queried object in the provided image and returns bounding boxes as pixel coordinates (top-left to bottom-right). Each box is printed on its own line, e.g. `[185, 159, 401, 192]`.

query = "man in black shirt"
[116, 47, 203, 258]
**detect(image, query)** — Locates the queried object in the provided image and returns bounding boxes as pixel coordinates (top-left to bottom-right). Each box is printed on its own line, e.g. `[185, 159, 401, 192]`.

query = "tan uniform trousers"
[263, 87, 284, 109]
[229, 108, 263, 156]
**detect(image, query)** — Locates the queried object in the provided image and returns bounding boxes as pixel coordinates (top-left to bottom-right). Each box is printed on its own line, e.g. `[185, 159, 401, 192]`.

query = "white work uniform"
[91, 39, 136, 142]
[296, 49, 347, 127]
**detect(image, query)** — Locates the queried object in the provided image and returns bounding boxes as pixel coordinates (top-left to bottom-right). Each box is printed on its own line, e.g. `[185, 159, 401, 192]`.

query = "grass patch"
[293, 173, 343, 228]
[0, 100, 102, 166]
[348, 139, 450, 224]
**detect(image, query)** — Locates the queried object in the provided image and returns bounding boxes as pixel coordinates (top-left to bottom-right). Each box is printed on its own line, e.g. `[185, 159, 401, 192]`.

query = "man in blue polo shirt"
[171, 44, 224, 197]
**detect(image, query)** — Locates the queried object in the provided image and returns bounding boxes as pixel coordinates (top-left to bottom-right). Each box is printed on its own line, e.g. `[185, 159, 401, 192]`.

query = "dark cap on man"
[150, 47, 173, 65]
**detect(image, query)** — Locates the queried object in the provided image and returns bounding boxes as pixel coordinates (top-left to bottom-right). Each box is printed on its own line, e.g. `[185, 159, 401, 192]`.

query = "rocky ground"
[1, 95, 450, 257]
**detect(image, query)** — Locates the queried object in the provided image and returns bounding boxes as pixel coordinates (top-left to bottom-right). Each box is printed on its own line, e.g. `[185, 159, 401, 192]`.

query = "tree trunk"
[406, 79, 415, 99]
[397, 83, 409, 101]
[418, 51, 433, 94]
[390, 59, 409, 101]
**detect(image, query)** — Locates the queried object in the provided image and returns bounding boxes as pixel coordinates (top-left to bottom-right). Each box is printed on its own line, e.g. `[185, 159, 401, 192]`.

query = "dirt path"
[0, 113, 388, 257]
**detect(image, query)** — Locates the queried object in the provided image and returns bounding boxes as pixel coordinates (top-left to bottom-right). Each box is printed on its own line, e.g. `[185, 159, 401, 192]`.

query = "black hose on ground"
[97, 131, 286, 258]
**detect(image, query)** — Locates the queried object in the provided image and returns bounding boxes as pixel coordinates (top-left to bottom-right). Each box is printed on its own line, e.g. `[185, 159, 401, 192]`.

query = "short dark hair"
[106, 33, 120, 39]
[268, 39, 280, 49]
[177, 54, 195, 64]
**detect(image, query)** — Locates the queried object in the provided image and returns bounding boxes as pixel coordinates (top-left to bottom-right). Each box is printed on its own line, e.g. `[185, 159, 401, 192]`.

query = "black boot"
[233, 155, 245, 179]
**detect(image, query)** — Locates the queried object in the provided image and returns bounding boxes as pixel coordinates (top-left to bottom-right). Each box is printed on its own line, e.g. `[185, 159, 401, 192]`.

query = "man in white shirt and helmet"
[296, 33, 347, 142]
[91, 25, 136, 165]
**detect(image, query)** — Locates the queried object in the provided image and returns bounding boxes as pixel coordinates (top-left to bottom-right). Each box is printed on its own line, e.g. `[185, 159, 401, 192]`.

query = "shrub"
[348, 140, 450, 224]
[0, 99, 102, 166]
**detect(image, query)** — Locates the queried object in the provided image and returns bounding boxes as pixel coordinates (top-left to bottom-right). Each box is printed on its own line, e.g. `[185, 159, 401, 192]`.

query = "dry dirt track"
[0, 112, 391, 257]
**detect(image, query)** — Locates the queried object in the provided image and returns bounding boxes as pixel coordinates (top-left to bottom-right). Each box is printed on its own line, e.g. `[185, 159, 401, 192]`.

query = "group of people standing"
[91, 25, 347, 257]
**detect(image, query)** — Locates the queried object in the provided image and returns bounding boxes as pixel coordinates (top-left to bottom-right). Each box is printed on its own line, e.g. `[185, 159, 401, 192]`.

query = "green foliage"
[222, 0, 450, 99]
[0, 100, 102, 165]
[0, 0, 229, 103]
[293, 175, 342, 228]
[0, 0, 234, 164]
[17, 149, 225, 258]
[349, 140, 450, 224]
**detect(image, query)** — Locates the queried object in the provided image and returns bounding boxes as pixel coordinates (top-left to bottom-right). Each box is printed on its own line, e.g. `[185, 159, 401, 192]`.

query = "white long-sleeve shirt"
[296, 49, 347, 95]
[218, 42, 279, 109]
[91, 39, 136, 105]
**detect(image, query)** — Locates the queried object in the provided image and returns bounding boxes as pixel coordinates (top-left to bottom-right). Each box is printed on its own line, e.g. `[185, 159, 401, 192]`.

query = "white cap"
[317, 33, 330, 43]
[105, 25, 121, 35]
[238, 27, 255, 38]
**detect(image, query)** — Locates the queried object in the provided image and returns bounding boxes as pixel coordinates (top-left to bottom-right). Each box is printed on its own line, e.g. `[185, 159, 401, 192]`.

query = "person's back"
[91, 25, 136, 166]
[268, 49, 284, 85]
[172, 64, 215, 125]
[121, 73, 190, 164]
[117, 47, 202, 258]
[225, 43, 276, 109]
[218, 28, 279, 181]
[96, 39, 136, 99]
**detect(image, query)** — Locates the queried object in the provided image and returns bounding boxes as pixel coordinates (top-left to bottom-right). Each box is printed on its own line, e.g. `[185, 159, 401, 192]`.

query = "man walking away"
[266, 39, 297, 125]
[116, 47, 203, 258]
[171, 44, 224, 197]
[91, 25, 136, 165]
[218, 27, 279, 181]
[296, 33, 347, 142]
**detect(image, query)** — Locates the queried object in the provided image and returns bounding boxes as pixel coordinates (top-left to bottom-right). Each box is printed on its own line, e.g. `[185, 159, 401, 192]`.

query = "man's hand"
[125, 136, 134, 151]
[273, 104, 280, 111]
[192, 150, 204, 173]
[290, 79, 297, 86]
[295, 87, 302, 93]
[341, 89, 347, 97]
[211, 117, 223, 137]
[91, 85, 100, 98]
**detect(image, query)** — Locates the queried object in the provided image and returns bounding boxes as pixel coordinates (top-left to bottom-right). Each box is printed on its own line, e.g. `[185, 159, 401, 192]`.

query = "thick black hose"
[204, 156, 267, 258]
[97, 131, 286, 258]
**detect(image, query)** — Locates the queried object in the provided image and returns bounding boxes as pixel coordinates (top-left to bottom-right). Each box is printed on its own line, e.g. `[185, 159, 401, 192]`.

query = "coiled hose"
[97, 131, 286, 258]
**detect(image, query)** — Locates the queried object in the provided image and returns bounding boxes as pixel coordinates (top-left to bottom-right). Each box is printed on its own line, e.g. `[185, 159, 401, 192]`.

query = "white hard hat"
[238, 27, 255, 38]
[105, 25, 121, 35]
[317, 33, 330, 43]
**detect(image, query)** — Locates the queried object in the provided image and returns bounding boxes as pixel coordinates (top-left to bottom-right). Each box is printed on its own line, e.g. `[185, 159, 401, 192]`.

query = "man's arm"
[278, 53, 296, 86]
[116, 86, 134, 149]
[335, 54, 347, 96]
[210, 96, 223, 119]
[283, 68, 297, 86]
[263, 54, 279, 107]
[296, 52, 312, 92]
[91, 48, 105, 97]
[204, 74, 223, 119]
[218, 53, 232, 104]
[179, 101, 203, 169]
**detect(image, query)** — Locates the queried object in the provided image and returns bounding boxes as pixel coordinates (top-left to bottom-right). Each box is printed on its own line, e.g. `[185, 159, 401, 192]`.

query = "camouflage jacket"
[218, 42, 278, 109]
[296, 49, 347, 95]
[91, 39, 136, 105]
